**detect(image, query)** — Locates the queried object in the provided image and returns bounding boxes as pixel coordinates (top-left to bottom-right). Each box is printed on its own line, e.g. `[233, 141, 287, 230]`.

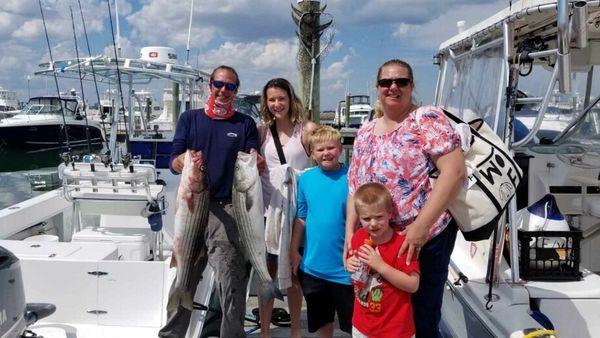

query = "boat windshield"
[234, 95, 260, 122]
[21, 98, 78, 116]
[515, 62, 600, 152]
[438, 46, 600, 151]
[350, 96, 370, 105]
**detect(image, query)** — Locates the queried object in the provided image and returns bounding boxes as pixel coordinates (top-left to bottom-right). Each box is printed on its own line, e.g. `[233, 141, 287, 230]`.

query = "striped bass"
[232, 151, 283, 305]
[167, 150, 210, 311]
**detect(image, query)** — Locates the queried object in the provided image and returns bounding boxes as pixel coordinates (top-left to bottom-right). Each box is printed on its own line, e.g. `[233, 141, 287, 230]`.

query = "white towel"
[264, 164, 297, 290]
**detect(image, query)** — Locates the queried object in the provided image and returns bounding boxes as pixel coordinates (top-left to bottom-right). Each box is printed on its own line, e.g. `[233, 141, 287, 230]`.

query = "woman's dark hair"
[210, 65, 240, 87]
[260, 78, 306, 125]
[375, 59, 417, 117]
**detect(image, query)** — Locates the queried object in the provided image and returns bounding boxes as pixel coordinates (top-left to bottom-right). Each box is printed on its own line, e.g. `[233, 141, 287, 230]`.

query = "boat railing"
[61, 162, 165, 260]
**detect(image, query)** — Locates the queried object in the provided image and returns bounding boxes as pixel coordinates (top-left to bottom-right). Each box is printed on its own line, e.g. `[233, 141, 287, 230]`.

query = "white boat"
[0, 86, 19, 113]
[333, 95, 374, 128]
[0, 47, 221, 338]
[435, 1, 600, 337]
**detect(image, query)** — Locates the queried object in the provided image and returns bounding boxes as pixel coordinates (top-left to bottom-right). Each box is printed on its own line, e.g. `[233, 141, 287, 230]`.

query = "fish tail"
[166, 288, 195, 312]
[258, 282, 284, 306]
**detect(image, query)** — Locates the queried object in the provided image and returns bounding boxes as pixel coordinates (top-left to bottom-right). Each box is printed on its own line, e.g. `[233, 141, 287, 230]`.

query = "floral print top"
[348, 105, 460, 238]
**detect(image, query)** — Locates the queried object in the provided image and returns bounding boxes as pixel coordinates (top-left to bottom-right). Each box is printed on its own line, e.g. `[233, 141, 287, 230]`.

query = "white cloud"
[324, 0, 491, 26]
[322, 54, 351, 81]
[0, 0, 40, 15]
[392, 0, 506, 49]
[196, 39, 300, 93]
[0, 12, 17, 36]
[198, 39, 297, 72]
[102, 36, 136, 59]
[392, 23, 411, 37]
[12, 19, 43, 40]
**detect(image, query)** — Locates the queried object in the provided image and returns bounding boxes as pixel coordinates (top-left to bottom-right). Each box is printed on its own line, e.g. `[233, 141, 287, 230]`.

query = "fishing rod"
[69, 5, 92, 153]
[107, 0, 130, 154]
[76, 0, 110, 151]
[38, 0, 72, 153]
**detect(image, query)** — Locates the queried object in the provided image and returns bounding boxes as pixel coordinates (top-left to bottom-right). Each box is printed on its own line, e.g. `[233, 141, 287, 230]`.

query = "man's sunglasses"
[377, 78, 412, 88]
[211, 80, 238, 91]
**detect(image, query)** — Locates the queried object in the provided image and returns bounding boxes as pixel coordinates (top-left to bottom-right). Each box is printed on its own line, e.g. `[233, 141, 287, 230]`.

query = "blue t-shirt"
[297, 164, 350, 285]
[169, 109, 258, 199]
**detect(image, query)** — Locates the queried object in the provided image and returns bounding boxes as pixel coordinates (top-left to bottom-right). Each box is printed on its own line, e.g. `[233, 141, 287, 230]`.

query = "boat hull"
[0, 123, 104, 171]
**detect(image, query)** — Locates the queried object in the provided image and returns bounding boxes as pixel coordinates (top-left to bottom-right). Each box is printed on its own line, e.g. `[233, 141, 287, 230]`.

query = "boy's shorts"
[297, 269, 353, 333]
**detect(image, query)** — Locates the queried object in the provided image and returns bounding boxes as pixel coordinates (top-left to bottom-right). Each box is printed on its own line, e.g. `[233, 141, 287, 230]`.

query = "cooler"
[0, 240, 118, 261]
[72, 227, 152, 261]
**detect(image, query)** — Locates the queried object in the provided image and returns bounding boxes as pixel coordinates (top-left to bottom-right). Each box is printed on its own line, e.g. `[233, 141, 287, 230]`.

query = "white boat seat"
[72, 226, 152, 261]
[100, 214, 154, 229]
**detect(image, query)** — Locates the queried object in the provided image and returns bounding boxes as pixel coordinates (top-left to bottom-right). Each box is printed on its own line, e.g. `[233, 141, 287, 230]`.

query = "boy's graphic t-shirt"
[351, 228, 420, 338]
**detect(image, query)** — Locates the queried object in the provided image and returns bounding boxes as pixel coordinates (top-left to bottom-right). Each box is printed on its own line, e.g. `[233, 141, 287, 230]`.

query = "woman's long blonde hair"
[260, 78, 306, 125]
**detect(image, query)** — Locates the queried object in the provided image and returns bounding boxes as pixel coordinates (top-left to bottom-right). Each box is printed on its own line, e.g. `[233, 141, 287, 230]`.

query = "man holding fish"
[160, 65, 270, 338]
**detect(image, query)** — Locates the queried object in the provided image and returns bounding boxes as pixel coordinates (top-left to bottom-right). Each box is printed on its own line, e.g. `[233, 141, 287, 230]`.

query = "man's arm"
[169, 111, 190, 174]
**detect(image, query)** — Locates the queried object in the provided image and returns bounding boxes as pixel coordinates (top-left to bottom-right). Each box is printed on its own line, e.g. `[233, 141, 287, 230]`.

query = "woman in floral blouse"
[345, 59, 466, 338]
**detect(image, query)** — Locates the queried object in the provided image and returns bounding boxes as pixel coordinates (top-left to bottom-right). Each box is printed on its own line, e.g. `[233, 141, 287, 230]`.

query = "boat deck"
[245, 296, 349, 338]
[27, 296, 349, 338]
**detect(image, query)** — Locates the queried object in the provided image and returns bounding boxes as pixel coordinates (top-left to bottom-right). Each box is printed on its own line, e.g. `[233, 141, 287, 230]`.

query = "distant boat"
[0, 95, 105, 171]
[333, 94, 374, 128]
[0, 86, 20, 117]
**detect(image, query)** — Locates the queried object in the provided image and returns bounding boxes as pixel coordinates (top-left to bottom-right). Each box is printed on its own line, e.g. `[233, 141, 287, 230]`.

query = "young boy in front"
[290, 126, 353, 337]
[347, 183, 420, 338]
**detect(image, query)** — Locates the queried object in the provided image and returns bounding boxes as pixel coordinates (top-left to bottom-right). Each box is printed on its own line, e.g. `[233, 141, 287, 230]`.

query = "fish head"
[182, 150, 208, 192]
[283, 166, 296, 185]
[233, 151, 258, 192]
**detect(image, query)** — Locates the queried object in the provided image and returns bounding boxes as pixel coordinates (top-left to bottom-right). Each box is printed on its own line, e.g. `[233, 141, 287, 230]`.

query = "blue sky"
[0, 0, 507, 112]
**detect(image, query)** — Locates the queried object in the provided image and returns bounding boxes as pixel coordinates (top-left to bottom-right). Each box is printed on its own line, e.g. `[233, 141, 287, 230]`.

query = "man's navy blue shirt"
[169, 109, 258, 199]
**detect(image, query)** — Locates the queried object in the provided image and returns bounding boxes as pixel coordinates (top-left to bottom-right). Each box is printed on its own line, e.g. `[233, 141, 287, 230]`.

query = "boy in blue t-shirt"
[290, 125, 353, 337]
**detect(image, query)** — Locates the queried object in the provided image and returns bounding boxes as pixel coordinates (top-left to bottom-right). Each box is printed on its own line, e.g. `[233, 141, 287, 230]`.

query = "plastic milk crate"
[518, 227, 583, 281]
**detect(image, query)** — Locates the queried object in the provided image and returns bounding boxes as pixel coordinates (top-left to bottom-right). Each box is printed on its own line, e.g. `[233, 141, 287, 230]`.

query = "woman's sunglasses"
[377, 78, 412, 88]
[211, 80, 238, 91]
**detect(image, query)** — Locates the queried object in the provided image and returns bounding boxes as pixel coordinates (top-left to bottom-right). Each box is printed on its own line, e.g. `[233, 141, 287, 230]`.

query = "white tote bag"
[417, 108, 523, 241]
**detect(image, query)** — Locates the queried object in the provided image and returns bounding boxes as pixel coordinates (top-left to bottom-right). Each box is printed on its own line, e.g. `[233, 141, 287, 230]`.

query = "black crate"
[518, 227, 583, 281]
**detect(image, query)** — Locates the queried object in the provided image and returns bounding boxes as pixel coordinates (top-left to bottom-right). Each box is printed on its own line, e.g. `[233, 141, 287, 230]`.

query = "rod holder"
[557, 0, 572, 93]
[571, 1, 588, 49]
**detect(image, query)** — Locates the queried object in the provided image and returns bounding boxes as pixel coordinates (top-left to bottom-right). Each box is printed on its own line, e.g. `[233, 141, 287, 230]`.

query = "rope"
[523, 329, 558, 338]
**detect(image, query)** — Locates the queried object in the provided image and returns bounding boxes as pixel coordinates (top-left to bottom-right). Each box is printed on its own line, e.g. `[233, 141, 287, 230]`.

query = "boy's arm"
[290, 216, 305, 275]
[375, 260, 420, 294]
[359, 245, 420, 293]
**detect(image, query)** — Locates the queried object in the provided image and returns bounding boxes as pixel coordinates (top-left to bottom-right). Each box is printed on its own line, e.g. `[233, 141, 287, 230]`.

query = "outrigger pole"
[107, 0, 130, 156]
[77, 0, 110, 151]
[38, 0, 71, 154]
[69, 6, 93, 153]
[185, 0, 195, 66]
